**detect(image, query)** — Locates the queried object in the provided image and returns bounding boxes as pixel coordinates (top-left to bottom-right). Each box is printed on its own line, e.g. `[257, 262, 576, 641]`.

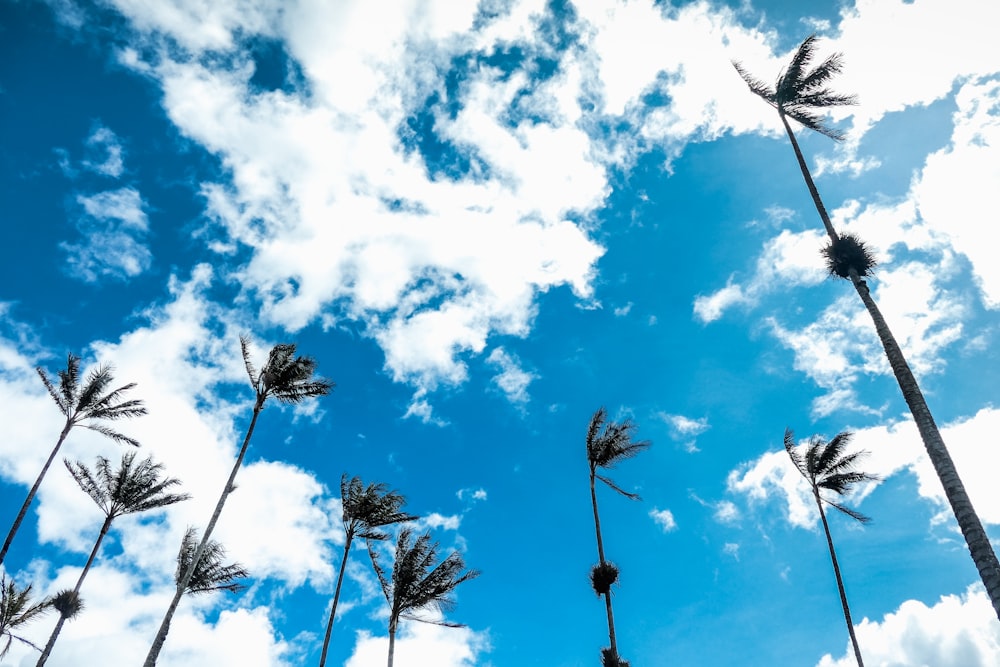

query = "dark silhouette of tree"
[586, 407, 650, 667]
[785, 429, 877, 667]
[369, 527, 479, 667]
[36, 453, 189, 666]
[0, 576, 51, 659]
[319, 475, 417, 667]
[175, 527, 248, 595]
[734, 34, 1000, 620]
[1, 354, 146, 566]
[143, 337, 332, 666]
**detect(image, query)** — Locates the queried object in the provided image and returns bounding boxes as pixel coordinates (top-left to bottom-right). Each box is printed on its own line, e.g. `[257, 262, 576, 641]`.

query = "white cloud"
[82, 124, 125, 178]
[650, 508, 677, 533]
[722, 543, 740, 560]
[62, 187, 152, 282]
[817, 584, 1000, 667]
[486, 347, 536, 406]
[714, 501, 740, 524]
[345, 616, 489, 667]
[456, 488, 487, 503]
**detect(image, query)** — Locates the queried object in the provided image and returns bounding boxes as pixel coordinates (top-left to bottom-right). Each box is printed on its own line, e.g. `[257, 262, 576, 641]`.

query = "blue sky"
[2, 0, 999, 665]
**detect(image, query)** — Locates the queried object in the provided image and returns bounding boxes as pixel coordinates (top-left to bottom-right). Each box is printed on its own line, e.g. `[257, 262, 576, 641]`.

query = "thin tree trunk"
[386, 621, 396, 667]
[780, 112, 1000, 620]
[815, 492, 864, 667]
[36, 514, 113, 666]
[143, 397, 264, 667]
[0, 421, 72, 566]
[590, 471, 618, 660]
[318, 532, 354, 667]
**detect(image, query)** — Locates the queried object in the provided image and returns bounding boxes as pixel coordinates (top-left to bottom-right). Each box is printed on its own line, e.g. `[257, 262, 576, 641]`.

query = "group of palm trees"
[1, 340, 478, 666]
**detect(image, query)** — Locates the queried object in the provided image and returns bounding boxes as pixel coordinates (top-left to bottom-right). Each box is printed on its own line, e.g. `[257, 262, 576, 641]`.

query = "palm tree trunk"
[143, 397, 265, 667]
[318, 532, 354, 667]
[590, 472, 618, 659]
[815, 492, 864, 667]
[36, 514, 113, 666]
[780, 113, 1000, 620]
[386, 620, 396, 667]
[0, 421, 72, 566]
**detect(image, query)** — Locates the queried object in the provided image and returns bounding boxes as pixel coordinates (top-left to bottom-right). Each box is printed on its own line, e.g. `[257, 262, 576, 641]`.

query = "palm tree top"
[341, 474, 418, 541]
[176, 527, 249, 595]
[64, 452, 190, 520]
[733, 34, 858, 140]
[0, 576, 51, 659]
[371, 527, 480, 627]
[784, 429, 879, 523]
[37, 354, 147, 446]
[587, 407, 651, 500]
[240, 336, 334, 406]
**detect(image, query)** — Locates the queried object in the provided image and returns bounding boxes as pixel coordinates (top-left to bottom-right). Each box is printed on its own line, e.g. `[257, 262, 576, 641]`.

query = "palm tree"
[0, 576, 51, 659]
[318, 475, 417, 667]
[1, 354, 146, 566]
[36, 452, 189, 666]
[785, 429, 877, 667]
[734, 35, 1000, 620]
[143, 337, 332, 666]
[369, 527, 479, 667]
[586, 407, 650, 667]
[175, 527, 248, 596]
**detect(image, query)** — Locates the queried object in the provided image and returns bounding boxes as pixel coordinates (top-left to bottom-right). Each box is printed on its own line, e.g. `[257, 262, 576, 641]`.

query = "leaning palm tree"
[318, 475, 417, 667]
[785, 429, 877, 667]
[586, 407, 650, 667]
[36, 452, 189, 666]
[0, 576, 51, 659]
[734, 35, 1000, 619]
[143, 337, 332, 666]
[1, 354, 146, 566]
[175, 527, 249, 596]
[369, 527, 479, 667]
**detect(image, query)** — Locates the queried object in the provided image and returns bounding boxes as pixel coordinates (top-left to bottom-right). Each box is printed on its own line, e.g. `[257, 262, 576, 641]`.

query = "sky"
[1, 0, 999, 665]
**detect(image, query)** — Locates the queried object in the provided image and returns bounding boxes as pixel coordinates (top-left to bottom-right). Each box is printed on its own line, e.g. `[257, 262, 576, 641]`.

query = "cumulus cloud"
[650, 507, 677, 532]
[658, 412, 710, 453]
[82, 124, 126, 178]
[486, 347, 537, 406]
[345, 617, 489, 667]
[62, 186, 152, 282]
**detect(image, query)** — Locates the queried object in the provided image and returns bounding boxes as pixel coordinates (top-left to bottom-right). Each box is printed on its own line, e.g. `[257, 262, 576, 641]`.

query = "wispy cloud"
[650, 507, 677, 532]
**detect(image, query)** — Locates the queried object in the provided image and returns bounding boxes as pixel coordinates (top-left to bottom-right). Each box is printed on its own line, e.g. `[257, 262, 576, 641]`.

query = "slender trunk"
[318, 532, 354, 667]
[815, 492, 864, 667]
[590, 470, 618, 660]
[36, 514, 113, 666]
[143, 397, 265, 667]
[0, 421, 73, 566]
[780, 112, 1000, 620]
[386, 619, 396, 667]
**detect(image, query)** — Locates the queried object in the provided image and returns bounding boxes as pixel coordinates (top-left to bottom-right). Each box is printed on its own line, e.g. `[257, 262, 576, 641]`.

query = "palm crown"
[784, 429, 878, 523]
[175, 527, 248, 595]
[341, 475, 418, 541]
[733, 34, 857, 140]
[0, 577, 51, 659]
[65, 452, 190, 520]
[38, 354, 147, 446]
[241, 337, 334, 406]
[587, 407, 651, 500]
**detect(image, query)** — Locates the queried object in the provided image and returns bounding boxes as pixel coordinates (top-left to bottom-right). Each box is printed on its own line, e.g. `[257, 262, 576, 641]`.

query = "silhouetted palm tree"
[369, 527, 479, 667]
[175, 527, 248, 596]
[36, 453, 189, 666]
[144, 337, 332, 666]
[734, 34, 1000, 619]
[785, 429, 876, 667]
[586, 407, 649, 667]
[1, 354, 146, 566]
[319, 475, 417, 667]
[0, 576, 51, 659]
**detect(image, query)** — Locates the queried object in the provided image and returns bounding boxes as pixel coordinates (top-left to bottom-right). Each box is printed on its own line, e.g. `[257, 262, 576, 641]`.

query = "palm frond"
[240, 335, 259, 386]
[732, 60, 776, 105]
[0, 576, 52, 659]
[176, 527, 249, 595]
[65, 458, 108, 513]
[595, 473, 641, 501]
[80, 422, 141, 447]
[823, 497, 872, 524]
[243, 339, 335, 405]
[66, 452, 188, 520]
[785, 429, 874, 525]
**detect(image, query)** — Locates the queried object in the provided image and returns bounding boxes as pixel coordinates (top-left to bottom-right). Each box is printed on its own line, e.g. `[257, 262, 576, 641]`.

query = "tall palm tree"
[36, 452, 189, 666]
[369, 527, 479, 667]
[175, 527, 248, 596]
[734, 35, 1000, 620]
[785, 429, 877, 667]
[1, 354, 146, 566]
[0, 576, 51, 659]
[586, 407, 650, 667]
[143, 337, 333, 666]
[318, 475, 417, 667]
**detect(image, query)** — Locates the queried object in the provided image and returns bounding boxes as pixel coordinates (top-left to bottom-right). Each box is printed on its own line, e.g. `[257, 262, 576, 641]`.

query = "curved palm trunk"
[143, 398, 264, 667]
[386, 618, 397, 667]
[780, 113, 1000, 620]
[590, 471, 619, 660]
[0, 421, 73, 566]
[318, 532, 354, 667]
[36, 514, 113, 666]
[814, 492, 864, 667]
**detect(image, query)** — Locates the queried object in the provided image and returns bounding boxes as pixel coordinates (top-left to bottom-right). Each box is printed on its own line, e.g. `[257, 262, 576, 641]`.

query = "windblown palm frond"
[176, 527, 248, 595]
[341, 475, 418, 541]
[0, 576, 51, 658]
[64, 452, 189, 520]
[241, 336, 334, 405]
[586, 408, 650, 500]
[784, 429, 878, 522]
